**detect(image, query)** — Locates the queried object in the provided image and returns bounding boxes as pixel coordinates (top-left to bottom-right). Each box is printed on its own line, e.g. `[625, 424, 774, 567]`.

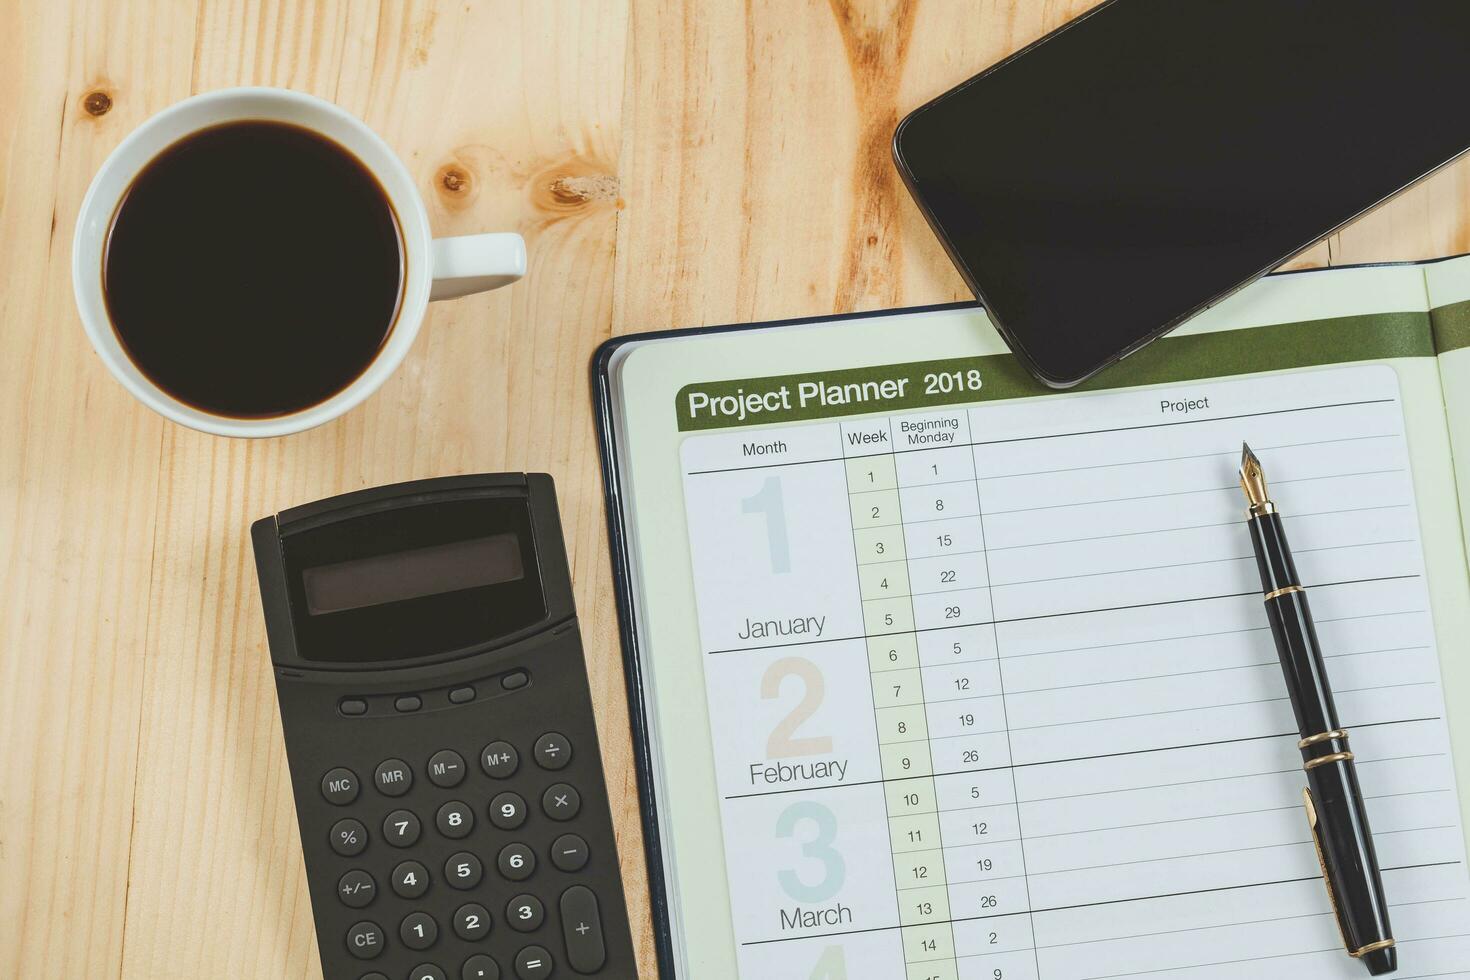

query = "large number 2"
[742, 476, 791, 573]
[762, 657, 833, 758]
[776, 801, 844, 902]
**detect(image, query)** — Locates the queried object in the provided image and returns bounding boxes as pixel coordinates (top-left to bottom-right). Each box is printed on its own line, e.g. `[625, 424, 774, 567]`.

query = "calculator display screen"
[281, 496, 546, 663]
[301, 534, 524, 615]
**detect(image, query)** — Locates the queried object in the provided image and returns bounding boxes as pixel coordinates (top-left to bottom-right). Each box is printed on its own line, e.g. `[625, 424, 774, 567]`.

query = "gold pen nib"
[1239, 442, 1274, 516]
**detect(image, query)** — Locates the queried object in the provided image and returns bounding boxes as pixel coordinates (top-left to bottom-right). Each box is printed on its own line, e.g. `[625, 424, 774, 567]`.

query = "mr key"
[253, 475, 636, 979]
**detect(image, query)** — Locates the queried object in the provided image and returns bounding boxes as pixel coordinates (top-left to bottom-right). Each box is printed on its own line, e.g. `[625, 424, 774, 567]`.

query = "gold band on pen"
[1304, 751, 1354, 770]
[1299, 729, 1349, 748]
[1264, 584, 1304, 601]
[1350, 939, 1396, 958]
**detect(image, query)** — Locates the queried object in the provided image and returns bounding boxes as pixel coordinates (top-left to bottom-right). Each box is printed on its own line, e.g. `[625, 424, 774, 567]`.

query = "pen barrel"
[1250, 513, 1396, 972]
[1247, 510, 1302, 598]
[1250, 514, 1338, 735]
[1305, 748, 1396, 969]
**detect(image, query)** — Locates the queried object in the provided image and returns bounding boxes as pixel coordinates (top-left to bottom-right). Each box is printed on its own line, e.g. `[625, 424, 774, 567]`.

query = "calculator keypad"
[318, 732, 613, 976]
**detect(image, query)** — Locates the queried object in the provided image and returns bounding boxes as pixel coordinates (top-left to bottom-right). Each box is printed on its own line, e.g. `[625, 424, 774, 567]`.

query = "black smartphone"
[893, 0, 1470, 387]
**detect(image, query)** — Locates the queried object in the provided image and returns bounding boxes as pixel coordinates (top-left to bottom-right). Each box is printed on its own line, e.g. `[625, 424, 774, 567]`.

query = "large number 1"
[776, 801, 844, 902]
[742, 476, 791, 573]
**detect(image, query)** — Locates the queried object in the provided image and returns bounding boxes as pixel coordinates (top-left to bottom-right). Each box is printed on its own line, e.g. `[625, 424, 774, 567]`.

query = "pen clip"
[1303, 787, 1352, 955]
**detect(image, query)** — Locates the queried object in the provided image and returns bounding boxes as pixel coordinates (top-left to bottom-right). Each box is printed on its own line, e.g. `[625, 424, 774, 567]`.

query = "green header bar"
[674, 309, 1434, 432]
[1431, 298, 1470, 354]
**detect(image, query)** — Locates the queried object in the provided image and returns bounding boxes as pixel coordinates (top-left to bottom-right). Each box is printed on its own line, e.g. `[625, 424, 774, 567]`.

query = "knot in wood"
[83, 90, 113, 116]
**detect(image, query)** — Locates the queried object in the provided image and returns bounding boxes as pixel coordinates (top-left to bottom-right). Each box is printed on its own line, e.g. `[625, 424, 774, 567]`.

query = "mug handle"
[429, 232, 527, 300]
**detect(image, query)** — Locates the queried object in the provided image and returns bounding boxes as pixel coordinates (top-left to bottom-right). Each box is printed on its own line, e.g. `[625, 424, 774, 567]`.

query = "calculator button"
[383, 809, 422, 847]
[395, 694, 423, 712]
[501, 671, 529, 691]
[428, 749, 467, 788]
[321, 767, 360, 805]
[550, 834, 589, 872]
[437, 801, 475, 839]
[409, 966, 447, 980]
[449, 686, 476, 704]
[330, 818, 369, 857]
[337, 869, 377, 908]
[358, 974, 388, 980]
[392, 860, 431, 899]
[374, 758, 413, 796]
[533, 733, 571, 771]
[400, 911, 439, 951]
[489, 792, 527, 830]
[514, 945, 552, 980]
[445, 851, 484, 890]
[559, 885, 607, 973]
[541, 783, 581, 821]
[480, 741, 519, 778]
[461, 954, 500, 980]
[345, 920, 385, 960]
[454, 903, 492, 941]
[497, 842, 536, 882]
[340, 698, 368, 716]
[506, 894, 544, 932]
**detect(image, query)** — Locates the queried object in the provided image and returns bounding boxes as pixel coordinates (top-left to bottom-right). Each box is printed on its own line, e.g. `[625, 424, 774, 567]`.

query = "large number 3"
[776, 801, 845, 902]
[762, 657, 833, 758]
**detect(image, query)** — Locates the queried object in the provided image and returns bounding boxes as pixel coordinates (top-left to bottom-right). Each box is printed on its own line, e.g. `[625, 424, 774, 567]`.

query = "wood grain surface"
[2, 2, 1467, 977]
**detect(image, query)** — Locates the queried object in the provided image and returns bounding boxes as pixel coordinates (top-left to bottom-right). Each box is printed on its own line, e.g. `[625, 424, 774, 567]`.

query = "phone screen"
[894, 0, 1470, 386]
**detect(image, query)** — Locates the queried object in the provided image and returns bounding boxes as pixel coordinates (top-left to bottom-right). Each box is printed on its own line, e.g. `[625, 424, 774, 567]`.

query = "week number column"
[841, 417, 959, 980]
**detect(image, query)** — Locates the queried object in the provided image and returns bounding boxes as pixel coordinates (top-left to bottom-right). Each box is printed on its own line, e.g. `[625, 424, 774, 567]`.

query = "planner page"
[675, 364, 1470, 979]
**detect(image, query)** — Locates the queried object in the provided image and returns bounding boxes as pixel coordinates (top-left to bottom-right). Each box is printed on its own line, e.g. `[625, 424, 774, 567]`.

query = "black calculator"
[251, 474, 635, 980]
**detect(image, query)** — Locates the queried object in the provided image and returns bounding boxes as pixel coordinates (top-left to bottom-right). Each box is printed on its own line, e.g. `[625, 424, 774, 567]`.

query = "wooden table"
[3, 1, 1468, 976]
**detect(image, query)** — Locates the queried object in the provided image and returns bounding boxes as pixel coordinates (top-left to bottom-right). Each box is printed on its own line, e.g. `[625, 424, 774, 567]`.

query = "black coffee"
[103, 120, 403, 418]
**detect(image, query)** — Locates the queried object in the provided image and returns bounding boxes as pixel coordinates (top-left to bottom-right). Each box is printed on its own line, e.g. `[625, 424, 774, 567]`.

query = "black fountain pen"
[1240, 444, 1397, 975]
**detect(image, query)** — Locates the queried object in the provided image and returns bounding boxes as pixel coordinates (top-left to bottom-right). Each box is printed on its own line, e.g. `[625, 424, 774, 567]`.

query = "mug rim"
[72, 86, 434, 438]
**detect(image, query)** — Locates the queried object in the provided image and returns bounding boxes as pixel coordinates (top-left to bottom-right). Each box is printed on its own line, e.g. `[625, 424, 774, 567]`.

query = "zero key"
[558, 885, 606, 973]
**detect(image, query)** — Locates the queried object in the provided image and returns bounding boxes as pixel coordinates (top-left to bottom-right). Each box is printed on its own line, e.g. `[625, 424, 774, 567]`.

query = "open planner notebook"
[593, 256, 1470, 980]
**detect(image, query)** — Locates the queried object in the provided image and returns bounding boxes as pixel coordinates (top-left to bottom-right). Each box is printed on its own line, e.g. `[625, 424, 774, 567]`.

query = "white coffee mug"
[72, 87, 525, 438]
